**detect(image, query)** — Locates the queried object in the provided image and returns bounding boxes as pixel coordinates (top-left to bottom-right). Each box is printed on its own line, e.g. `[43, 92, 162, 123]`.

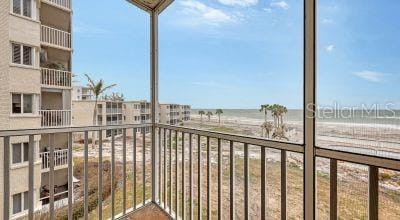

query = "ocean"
[193, 109, 400, 127]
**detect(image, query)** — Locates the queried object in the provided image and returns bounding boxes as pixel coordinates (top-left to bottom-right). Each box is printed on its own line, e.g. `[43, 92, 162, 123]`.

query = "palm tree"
[259, 104, 271, 122]
[215, 109, 223, 124]
[260, 121, 273, 138]
[85, 74, 116, 145]
[278, 105, 288, 125]
[206, 111, 213, 122]
[270, 104, 280, 128]
[198, 110, 205, 123]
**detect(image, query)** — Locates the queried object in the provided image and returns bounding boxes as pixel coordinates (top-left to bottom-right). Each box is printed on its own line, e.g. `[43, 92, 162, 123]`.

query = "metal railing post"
[150, 10, 160, 202]
[304, 0, 316, 219]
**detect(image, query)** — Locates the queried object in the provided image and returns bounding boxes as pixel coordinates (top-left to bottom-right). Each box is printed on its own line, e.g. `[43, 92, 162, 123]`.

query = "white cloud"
[180, 0, 233, 26]
[353, 71, 384, 82]
[217, 0, 258, 7]
[270, 1, 289, 10]
[325, 44, 334, 52]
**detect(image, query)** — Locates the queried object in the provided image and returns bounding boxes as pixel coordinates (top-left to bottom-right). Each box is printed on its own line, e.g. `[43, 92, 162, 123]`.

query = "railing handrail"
[40, 109, 72, 127]
[40, 149, 69, 170]
[39, 148, 69, 155]
[41, 25, 71, 49]
[39, 190, 69, 201]
[42, 0, 71, 10]
[157, 123, 304, 153]
[0, 123, 150, 137]
[41, 25, 71, 36]
[157, 123, 400, 171]
[41, 67, 71, 74]
[40, 109, 72, 113]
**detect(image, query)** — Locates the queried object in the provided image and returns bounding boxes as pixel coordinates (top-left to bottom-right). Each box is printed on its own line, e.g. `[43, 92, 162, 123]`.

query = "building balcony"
[39, 149, 69, 172]
[106, 120, 123, 125]
[106, 109, 123, 114]
[40, 184, 69, 206]
[1, 123, 397, 219]
[41, 68, 72, 88]
[40, 110, 71, 127]
[41, 25, 72, 50]
[42, 0, 72, 11]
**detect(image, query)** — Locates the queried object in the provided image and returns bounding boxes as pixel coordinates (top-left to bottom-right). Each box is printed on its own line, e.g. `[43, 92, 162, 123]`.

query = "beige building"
[71, 85, 94, 101]
[72, 100, 124, 138]
[0, 0, 73, 218]
[160, 104, 191, 125]
[73, 100, 159, 138]
[180, 105, 191, 122]
[124, 100, 151, 133]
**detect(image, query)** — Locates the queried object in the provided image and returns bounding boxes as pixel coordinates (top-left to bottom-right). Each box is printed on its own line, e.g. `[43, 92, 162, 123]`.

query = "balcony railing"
[42, 0, 71, 10]
[41, 25, 72, 50]
[41, 68, 72, 88]
[106, 120, 123, 125]
[40, 149, 69, 170]
[106, 108, 123, 114]
[40, 110, 71, 127]
[0, 123, 398, 219]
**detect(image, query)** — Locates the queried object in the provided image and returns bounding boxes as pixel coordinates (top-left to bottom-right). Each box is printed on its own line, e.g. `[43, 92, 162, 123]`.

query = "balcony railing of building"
[40, 149, 69, 170]
[0, 123, 398, 219]
[106, 109, 123, 114]
[42, 0, 71, 11]
[40, 110, 71, 127]
[41, 68, 72, 88]
[41, 25, 72, 50]
[106, 120, 123, 125]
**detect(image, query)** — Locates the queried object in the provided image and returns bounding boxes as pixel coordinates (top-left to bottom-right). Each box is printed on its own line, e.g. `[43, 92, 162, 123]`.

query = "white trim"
[9, 63, 40, 70]
[11, 190, 32, 218]
[11, 142, 30, 165]
[10, 42, 37, 68]
[10, 0, 36, 19]
[10, 161, 41, 170]
[10, 93, 39, 115]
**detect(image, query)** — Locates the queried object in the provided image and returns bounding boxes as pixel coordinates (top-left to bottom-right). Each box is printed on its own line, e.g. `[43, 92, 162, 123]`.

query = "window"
[22, 46, 32, 65]
[12, 94, 21, 114]
[12, 143, 29, 164]
[12, 43, 34, 66]
[12, 191, 28, 215]
[12, 94, 36, 114]
[12, 0, 32, 18]
[23, 94, 32, 113]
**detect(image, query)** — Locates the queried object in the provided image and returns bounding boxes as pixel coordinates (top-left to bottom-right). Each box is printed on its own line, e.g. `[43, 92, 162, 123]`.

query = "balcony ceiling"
[127, 0, 173, 13]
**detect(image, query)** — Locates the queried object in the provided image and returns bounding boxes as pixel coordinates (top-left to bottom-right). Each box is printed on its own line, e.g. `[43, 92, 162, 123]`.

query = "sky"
[72, 0, 400, 109]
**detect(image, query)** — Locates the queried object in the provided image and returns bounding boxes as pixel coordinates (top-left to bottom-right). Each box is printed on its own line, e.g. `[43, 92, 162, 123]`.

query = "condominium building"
[124, 100, 151, 133]
[160, 104, 191, 125]
[73, 100, 191, 141]
[180, 105, 191, 122]
[71, 85, 94, 101]
[72, 100, 123, 138]
[0, 0, 73, 218]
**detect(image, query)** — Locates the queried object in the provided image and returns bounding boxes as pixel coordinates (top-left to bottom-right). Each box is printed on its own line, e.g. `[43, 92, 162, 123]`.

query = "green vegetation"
[198, 110, 205, 123]
[206, 111, 213, 122]
[215, 109, 223, 125]
[85, 74, 116, 145]
[259, 104, 289, 140]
